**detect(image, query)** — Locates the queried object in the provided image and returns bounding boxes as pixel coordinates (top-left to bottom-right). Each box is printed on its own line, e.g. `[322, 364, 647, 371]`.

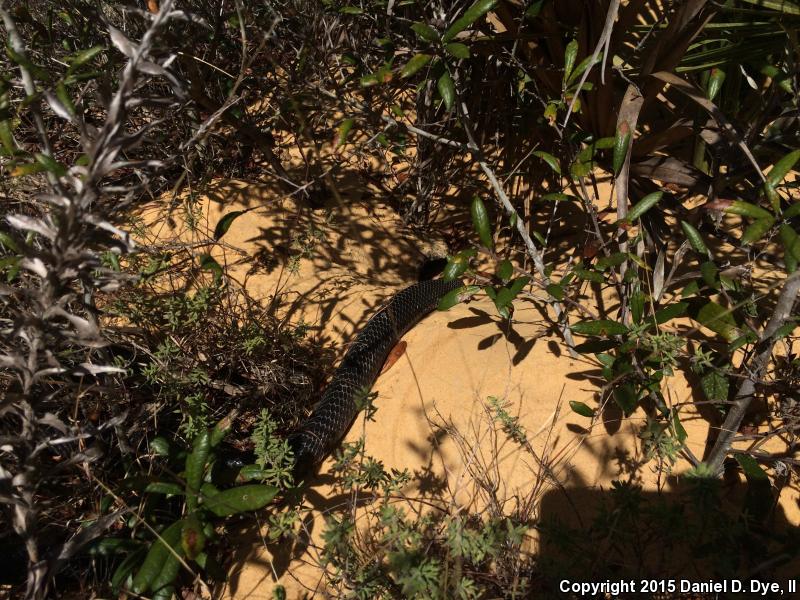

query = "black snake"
[285, 278, 463, 478]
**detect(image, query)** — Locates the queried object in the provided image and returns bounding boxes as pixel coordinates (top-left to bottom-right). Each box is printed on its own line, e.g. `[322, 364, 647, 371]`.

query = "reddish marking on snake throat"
[380, 341, 407, 374]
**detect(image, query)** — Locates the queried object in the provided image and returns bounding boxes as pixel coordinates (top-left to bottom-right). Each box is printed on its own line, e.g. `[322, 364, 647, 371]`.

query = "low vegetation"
[1, 0, 798, 598]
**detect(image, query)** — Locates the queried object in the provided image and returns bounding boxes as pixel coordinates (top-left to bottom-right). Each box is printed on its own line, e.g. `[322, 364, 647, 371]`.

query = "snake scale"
[285, 278, 463, 478]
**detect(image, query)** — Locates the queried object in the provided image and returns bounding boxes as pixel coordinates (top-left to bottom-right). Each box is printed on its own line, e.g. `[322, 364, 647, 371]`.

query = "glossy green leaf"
[571, 319, 628, 337]
[202, 484, 280, 516]
[496, 259, 513, 282]
[541, 192, 579, 202]
[111, 547, 146, 593]
[569, 400, 595, 418]
[198, 254, 223, 283]
[575, 268, 604, 283]
[740, 216, 775, 245]
[654, 301, 688, 324]
[131, 520, 184, 594]
[442, 254, 470, 281]
[613, 383, 638, 416]
[445, 43, 470, 59]
[766, 149, 800, 188]
[181, 515, 206, 560]
[411, 22, 440, 42]
[185, 429, 211, 511]
[336, 118, 355, 146]
[145, 482, 184, 496]
[533, 150, 561, 174]
[437, 71, 456, 110]
[701, 369, 729, 402]
[627, 191, 663, 221]
[442, 0, 498, 43]
[724, 200, 772, 220]
[694, 301, 739, 342]
[734, 452, 769, 482]
[779, 224, 800, 273]
[471, 195, 493, 249]
[400, 54, 432, 78]
[706, 67, 725, 101]
[612, 121, 631, 176]
[213, 210, 245, 240]
[437, 285, 481, 311]
[563, 39, 579, 84]
[681, 220, 708, 255]
[546, 283, 564, 301]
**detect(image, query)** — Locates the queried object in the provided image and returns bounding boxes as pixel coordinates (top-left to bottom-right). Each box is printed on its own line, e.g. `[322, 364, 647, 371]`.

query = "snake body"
[287, 278, 463, 477]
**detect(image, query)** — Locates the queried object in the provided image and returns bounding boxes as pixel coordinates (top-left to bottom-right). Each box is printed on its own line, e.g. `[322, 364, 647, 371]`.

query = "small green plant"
[101, 421, 280, 598]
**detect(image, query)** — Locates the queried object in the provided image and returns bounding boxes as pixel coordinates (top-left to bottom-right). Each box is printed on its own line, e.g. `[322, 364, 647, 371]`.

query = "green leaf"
[213, 210, 245, 240]
[150, 436, 170, 456]
[496, 259, 513, 282]
[0, 120, 17, 155]
[67, 45, 104, 68]
[202, 484, 280, 516]
[724, 200, 772, 220]
[706, 67, 725, 101]
[779, 225, 800, 273]
[571, 319, 628, 337]
[773, 320, 798, 340]
[594, 252, 627, 270]
[681, 220, 708, 255]
[181, 515, 206, 560]
[471, 196, 493, 249]
[546, 283, 564, 301]
[198, 253, 223, 283]
[55, 82, 76, 117]
[533, 150, 561, 174]
[563, 39, 579, 85]
[627, 191, 663, 221]
[654, 301, 688, 324]
[111, 547, 146, 593]
[442, 0, 498, 43]
[411, 22, 440, 42]
[442, 254, 470, 281]
[740, 216, 775, 245]
[508, 276, 530, 297]
[784, 202, 800, 220]
[734, 453, 769, 482]
[444, 43, 470, 59]
[766, 149, 800, 188]
[185, 429, 211, 511]
[701, 369, 728, 402]
[573, 339, 618, 353]
[339, 6, 363, 14]
[612, 121, 631, 177]
[574, 268, 604, 283]
[0, 232, 19, 253]
[672, 411, 688, 444]
[34, 152, 67, 177]
[694, 301, 739, 342]
[631, 290, 646, 324]
[701, 261, 718, 288]
[437, 71, 456, 110]
[569, 400, 595, 418]
[566, 54, 600, 86]
[437, 285, 481, 310]
[131, 520, 185, 594]
[525, 0, 544, 18]
[336, 118, 355, 146]
[541, 192, 579, 202]
[613, 383, 638, 416]
[145, 482, 184, 496]
[400, 54, 432, 78]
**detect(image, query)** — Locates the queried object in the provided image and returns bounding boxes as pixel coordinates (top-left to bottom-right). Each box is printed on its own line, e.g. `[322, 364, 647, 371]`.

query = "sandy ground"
[143, 178, 800, 599]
